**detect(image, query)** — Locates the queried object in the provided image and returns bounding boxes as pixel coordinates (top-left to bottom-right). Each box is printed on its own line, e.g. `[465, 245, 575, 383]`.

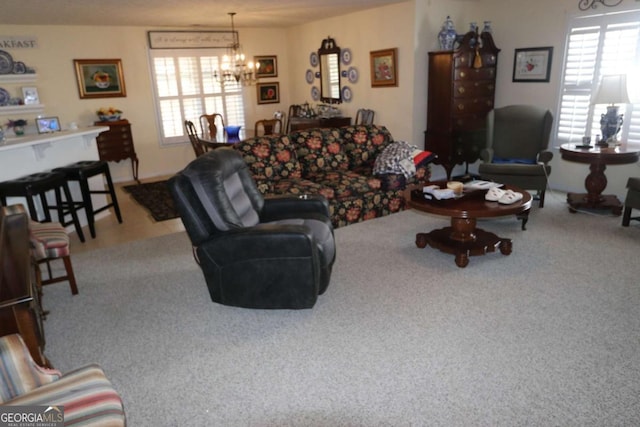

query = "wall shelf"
[0, 74, 38, 84]
[0, 104, 45, 115]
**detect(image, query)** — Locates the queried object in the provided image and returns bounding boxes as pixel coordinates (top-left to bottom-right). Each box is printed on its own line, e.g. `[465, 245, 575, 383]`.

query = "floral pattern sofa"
[233, 124, 432, 228]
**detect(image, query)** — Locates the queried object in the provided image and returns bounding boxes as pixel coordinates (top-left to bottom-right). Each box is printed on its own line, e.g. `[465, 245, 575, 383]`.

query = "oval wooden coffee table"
[404, 182, 532, 268]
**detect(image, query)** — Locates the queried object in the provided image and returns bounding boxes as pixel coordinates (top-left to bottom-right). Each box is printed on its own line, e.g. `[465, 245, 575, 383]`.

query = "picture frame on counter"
[73, 58, 127, 99]
[36, 116, 61, 134]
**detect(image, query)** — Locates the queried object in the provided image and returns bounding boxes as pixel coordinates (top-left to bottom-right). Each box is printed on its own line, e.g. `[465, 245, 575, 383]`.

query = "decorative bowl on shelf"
[98, 114, 121, 122]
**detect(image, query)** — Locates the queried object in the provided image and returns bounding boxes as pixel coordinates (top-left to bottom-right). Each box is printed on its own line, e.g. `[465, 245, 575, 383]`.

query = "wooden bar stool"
[54, 160, 122, 238]
[0, 171, 85, 242]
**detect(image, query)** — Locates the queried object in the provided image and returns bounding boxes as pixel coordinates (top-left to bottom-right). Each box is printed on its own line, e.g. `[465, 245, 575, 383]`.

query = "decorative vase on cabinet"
[438, 16, 457, 51]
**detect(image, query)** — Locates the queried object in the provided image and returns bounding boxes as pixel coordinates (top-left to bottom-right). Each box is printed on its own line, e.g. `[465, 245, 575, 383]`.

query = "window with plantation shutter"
[149, 49, 245, 146]
[557, 10, 640, 145]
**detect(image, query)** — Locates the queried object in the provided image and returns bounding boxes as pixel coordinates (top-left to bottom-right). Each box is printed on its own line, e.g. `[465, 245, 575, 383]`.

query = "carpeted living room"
[42, 188, 639, 425]
[2, 0, 640, 425]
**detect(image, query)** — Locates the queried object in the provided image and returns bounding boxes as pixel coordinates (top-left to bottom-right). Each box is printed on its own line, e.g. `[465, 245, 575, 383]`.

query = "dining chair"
[286, 104, 303, 133]
[355, 108, 375, 125]
[199, 113, 226, 140]
[185, 120, 207, 157]
[255, 118, 283, 136]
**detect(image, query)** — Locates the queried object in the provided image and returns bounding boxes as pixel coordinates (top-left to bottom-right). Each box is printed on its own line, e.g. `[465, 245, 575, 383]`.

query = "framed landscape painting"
[74, 58, 127, 98]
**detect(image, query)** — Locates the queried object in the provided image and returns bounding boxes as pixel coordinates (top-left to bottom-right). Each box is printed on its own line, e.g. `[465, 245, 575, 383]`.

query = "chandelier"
[214, 12, 259, 86]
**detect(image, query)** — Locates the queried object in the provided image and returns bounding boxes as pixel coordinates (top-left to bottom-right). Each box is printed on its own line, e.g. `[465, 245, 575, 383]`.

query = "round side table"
[559, 143, 640, 215]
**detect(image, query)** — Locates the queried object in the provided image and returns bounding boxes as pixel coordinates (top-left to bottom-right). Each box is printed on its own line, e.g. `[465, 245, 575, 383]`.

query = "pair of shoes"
[498, 190, 523, 205]
[485, 187, 505, 201]
[485, 187, 523, 204]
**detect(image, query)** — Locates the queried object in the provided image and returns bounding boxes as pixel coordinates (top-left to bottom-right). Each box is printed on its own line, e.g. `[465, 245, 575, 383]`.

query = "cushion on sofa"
[233, 134, 302, 181]
[341, 125, 394, 169]
[290, 128, 350, 175]
[270, 178, 333, 199]
[306, 170, 382, 200]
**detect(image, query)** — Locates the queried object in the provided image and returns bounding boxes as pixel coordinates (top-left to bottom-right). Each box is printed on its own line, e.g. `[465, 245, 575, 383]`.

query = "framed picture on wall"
[512, 47, 553, 82]
[370, 48, 398, 87]
[73, 58, 127, 98]
[254, 55, 278, 78]
[257, 82, 280, 104]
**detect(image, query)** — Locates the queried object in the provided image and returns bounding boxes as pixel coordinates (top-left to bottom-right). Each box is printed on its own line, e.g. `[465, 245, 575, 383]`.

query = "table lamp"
[592, 74, 630, 146]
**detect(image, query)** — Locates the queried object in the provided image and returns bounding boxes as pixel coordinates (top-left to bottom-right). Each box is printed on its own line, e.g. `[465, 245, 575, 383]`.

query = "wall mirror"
[318, 37, 342, 104]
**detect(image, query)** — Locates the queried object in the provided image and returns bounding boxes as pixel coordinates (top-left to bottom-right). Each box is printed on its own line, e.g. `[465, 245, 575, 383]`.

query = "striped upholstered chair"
[2, 204, 78, 294]
[0, 334, 126, 425]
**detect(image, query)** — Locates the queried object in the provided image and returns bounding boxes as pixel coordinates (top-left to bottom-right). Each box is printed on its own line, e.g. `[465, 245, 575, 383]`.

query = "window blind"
[557, 10, 640, 144]
[149, 49, 245, 146]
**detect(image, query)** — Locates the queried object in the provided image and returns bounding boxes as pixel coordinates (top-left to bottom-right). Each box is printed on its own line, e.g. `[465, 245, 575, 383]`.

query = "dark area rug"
[122, 180, 178, 221]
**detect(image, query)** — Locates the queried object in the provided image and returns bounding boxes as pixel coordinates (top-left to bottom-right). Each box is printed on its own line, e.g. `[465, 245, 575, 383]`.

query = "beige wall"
[0, 24, 290, 182]
[286, 2, 416, 142]
[2, 0, 640, 199]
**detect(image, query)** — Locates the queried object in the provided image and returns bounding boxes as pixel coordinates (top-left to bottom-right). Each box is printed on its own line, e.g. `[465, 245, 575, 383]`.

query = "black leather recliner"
[168, 148, 335, 309]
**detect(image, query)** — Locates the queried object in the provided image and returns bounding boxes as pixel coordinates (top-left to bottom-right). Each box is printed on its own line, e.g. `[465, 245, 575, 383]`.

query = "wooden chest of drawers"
[94, 119, 139, 182]
[425, 31, 500, 179]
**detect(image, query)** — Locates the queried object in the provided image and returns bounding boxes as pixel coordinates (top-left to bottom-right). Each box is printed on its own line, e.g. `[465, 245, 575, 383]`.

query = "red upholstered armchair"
[0, 334, 126, 426]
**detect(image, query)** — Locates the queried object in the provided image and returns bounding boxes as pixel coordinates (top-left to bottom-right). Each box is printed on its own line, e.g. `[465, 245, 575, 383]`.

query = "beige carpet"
[42, 191, 640, 426]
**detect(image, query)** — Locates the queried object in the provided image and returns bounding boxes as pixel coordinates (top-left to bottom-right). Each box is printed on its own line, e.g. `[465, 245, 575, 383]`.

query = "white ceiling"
[0, 0, 407, 28]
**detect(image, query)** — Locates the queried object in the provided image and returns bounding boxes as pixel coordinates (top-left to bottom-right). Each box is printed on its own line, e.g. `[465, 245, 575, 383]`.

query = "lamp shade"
[592, 74, 630, 105]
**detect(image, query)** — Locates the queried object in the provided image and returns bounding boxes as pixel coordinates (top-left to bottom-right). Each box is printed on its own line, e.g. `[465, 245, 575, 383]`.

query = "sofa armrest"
[261, 194, 330, 221]
[0, 334, 61, 403]
[537, 149, 553, 164]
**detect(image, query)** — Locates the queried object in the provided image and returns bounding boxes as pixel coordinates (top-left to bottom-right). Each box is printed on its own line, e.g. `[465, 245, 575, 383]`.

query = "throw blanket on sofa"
[373, 141, 435, 179]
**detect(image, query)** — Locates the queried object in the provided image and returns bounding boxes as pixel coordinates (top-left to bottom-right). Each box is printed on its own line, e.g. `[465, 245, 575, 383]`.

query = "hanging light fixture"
[214, 12, 259, 86]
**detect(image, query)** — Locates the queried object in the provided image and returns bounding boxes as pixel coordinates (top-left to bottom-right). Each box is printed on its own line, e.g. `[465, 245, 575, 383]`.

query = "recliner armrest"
[479, 148, 494, 163]
[199, 224, 319, 262]
[537, 150, 553, 164]
[261, 194, 330, 221]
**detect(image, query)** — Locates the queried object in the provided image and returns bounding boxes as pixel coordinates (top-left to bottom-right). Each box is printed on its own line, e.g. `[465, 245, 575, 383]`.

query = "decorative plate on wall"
[347, 67, 358, 84]
[341, 48, 352, 65]
[310, 52, 319, 67]
[12, 61, 26, 74]
[0, 50, 14, 74]
[306, 69, 314, 84]
[0, 87, 10, 106]
[341, 86, 352, 102]
[311, 86, 320, 101]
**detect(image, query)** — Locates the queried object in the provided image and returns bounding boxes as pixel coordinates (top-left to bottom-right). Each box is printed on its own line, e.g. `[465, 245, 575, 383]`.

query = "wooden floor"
[68, 176, 185, 255]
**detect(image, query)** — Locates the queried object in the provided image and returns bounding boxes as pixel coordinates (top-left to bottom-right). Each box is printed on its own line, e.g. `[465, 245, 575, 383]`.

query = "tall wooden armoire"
[425, 31, 500, 179]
